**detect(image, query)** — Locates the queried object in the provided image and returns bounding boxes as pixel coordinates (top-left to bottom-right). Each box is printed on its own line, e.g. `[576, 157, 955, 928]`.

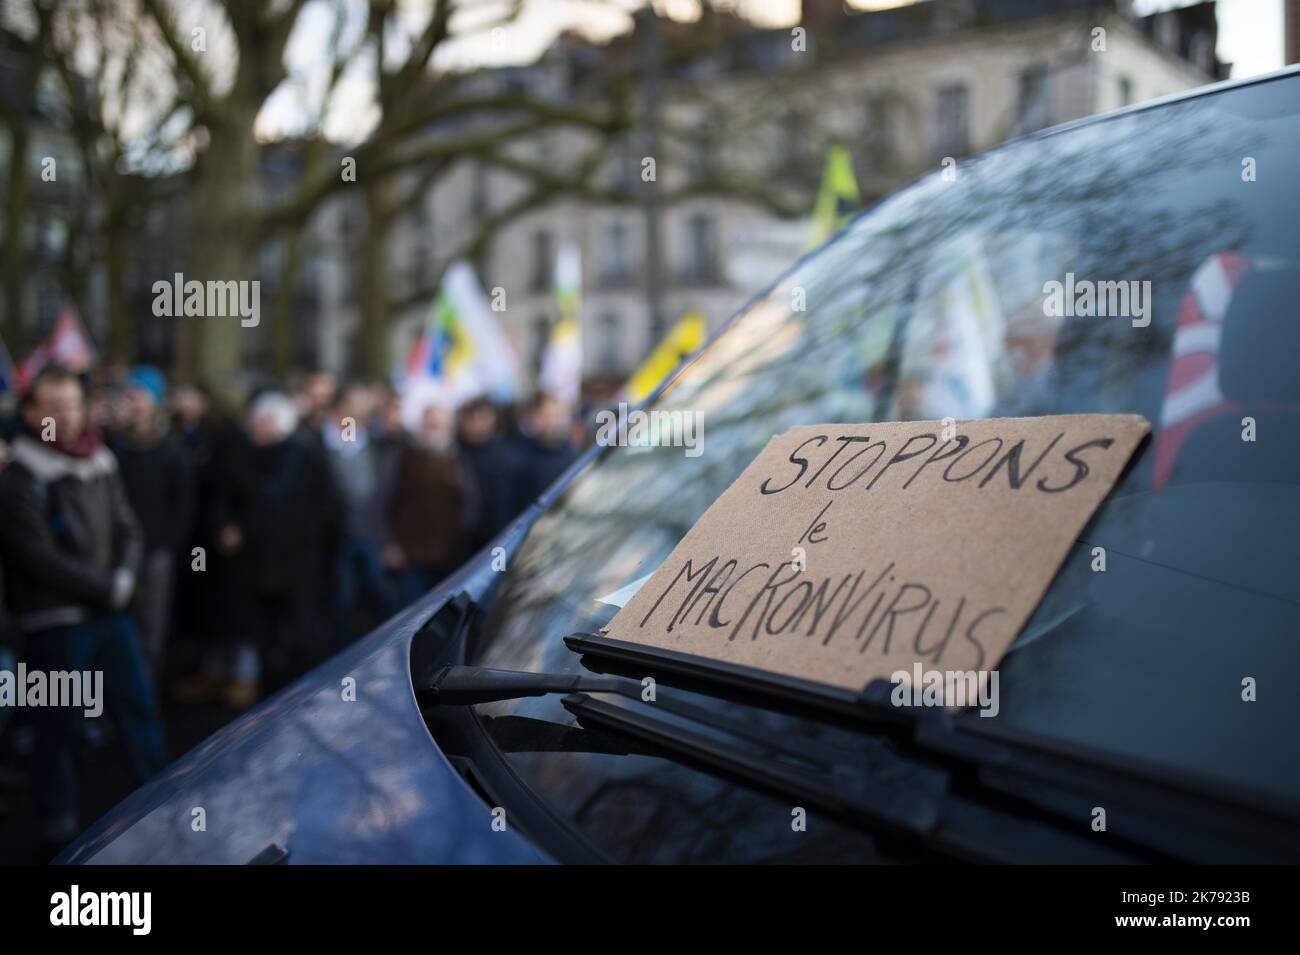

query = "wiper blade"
[561, 692, 1136, 864]
[422, 663, 1143, 861]
[565, 631, 1300, 862]
[893, 692, 1300, 864]
[431, 647, 1300, 861]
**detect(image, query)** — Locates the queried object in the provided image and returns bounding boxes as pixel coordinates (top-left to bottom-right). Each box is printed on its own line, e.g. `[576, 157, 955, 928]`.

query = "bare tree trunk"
[3, 124, 31, 350]
[359, 176, 393, 379]
[272, 229, 303, 376]
[2, 0, 54, 352]
[103, 184, 132, 363]
[176, 103, 259, 384]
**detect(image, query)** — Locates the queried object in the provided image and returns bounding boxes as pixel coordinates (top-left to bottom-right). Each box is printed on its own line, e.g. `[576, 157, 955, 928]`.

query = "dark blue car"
[62, 65, 1300, 864]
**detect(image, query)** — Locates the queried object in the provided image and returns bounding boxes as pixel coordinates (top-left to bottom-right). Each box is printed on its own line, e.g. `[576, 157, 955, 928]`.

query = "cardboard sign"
[604, 415, 1150, 692]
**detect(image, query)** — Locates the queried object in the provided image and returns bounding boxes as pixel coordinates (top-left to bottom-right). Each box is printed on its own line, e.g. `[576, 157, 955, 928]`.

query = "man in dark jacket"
[212, 390, 342, 705]
[511, 392, 579, 512]
[0, 365, 164, 856]
[110, 366, 193, 676]
[457, 397, 522, 553]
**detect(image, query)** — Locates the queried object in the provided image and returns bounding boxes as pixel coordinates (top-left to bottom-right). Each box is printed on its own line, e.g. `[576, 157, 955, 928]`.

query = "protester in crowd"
[383, 398, 477, 606]
[322, 381, 392, 643]
[0, 365, 164, 856]
[165, 382, 217, 665]
[167, 383, 214, 466]
[372, 383, 405, 442]
[211, 390, 342, 707]
[88, 378, 131, 436]
[368, 384, 408, 487]
[0, 394, 18, 440]
[511, 391, 579, 511]
[109, 366, 193, 677]
[457, 397, 522, 553]
[0, 432, 28, 822]
[171, 400, 247, 705]
[294, 370, 337, 438]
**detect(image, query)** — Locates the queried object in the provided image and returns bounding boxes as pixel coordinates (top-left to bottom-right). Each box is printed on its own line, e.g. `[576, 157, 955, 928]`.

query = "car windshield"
[469, 73, 1300, 861]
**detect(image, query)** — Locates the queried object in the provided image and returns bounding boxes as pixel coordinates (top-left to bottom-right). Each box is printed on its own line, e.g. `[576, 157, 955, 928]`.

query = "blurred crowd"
[0, 362, 584, 857]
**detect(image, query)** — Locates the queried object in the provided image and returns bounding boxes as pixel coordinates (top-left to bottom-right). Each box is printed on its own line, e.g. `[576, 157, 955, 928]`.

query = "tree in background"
[1, 0, 814, 382]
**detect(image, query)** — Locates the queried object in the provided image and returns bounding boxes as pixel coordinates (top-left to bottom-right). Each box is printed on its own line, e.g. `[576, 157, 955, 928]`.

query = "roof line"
[1022, 62, 1300, 144]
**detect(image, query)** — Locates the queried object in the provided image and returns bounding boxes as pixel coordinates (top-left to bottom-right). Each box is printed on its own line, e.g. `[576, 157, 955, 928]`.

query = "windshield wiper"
[564, 631, 1300, 863]
[425, 645, 1300, 861]
[560, 691, 1138, 864]
[421, 662, 1149, 862]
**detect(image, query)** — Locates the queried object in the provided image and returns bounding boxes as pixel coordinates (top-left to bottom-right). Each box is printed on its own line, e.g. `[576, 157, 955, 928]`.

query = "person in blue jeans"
[24, 613, 164, 846]
[0, 365, 164, 857]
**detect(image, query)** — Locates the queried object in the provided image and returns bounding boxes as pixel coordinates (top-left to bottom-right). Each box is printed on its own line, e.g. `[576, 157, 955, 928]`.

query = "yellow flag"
[625, 312, 708, 404]
[808, 145, 860, 249]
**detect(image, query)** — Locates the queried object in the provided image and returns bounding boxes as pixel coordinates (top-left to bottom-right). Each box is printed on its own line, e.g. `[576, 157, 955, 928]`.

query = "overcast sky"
[264, 0, 1287, 142]
[433, 0, 1285, 76]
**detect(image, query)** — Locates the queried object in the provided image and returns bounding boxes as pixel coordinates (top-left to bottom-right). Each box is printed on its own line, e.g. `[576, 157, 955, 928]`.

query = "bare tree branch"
[139, 0, 220, 121]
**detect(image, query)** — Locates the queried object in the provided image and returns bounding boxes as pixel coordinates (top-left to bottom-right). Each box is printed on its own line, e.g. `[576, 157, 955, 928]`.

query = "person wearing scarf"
[0, 364, 163, 859]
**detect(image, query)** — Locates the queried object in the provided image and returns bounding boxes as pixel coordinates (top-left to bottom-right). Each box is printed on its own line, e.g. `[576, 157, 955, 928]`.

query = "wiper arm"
[422, 663, 875, 769]
[418, 664, 635, 707]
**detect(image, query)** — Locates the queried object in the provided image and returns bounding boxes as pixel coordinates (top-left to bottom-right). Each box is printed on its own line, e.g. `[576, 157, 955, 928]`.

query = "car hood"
[57, 553, 551, 865]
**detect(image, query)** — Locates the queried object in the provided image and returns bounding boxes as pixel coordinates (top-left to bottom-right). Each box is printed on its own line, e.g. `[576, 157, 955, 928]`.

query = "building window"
[597, 312, 622, 372]
[307, 251, 326, 297]
[1189, 30, 1215, 74]
[469, 162, 488, 219]
[778, 111, 811, 182]
[691, 115, 716, 183]
[37, 284, 59, 330]
[608, 133, 634, 194]
[1016, 67, 1050, 134]
[861, 95, 894, 174]
[1155, 13, 1180, 52]
[340, 198, 358, 236]
[530, 228, 553, 293]
[531, 314, 551, 377]
[412, 198, 431, 270]
[935, 83, 969, 158]
[1118, 76, 1134, 108]
[601, 220, 631, 286]
[683, 212, 717, 285]
[43, 215, 68, 258]
[535, 133, 555, 173]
